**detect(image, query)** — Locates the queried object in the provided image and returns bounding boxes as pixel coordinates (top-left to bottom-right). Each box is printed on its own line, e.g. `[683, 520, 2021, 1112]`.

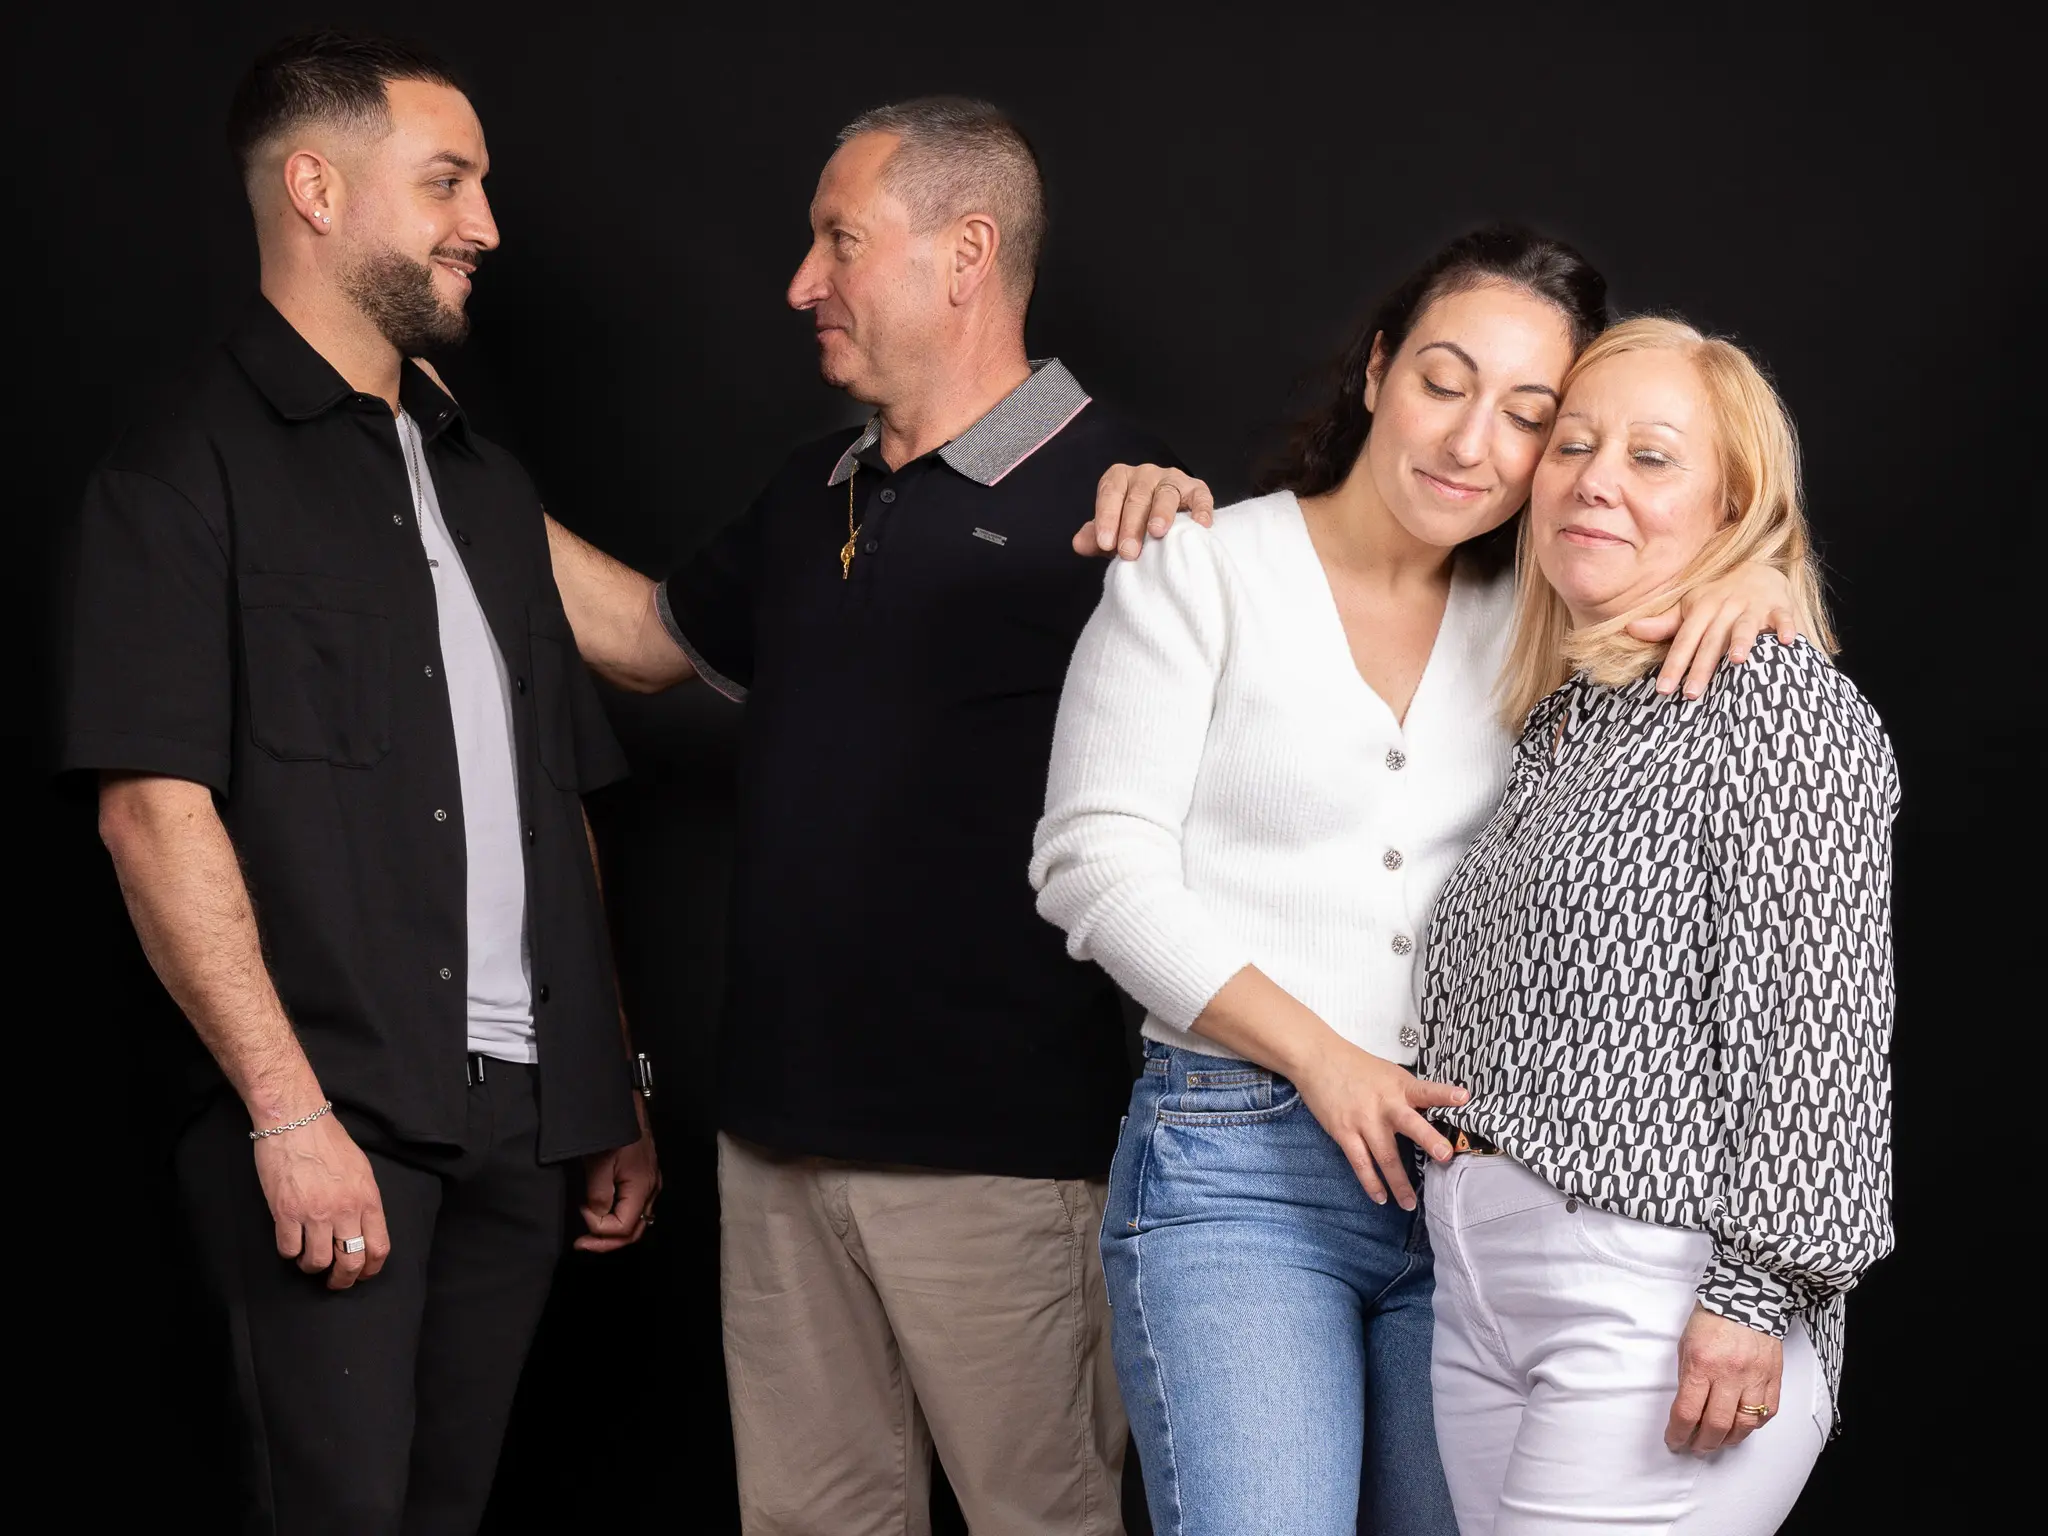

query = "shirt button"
[515, 676, 527, 694]
[863, 539, 879, 554]
[1382, 849, 1404, 871]
[1566, 1198, 1579, 1213]
[1385, 748, 1407, 771]
[1391, 934, 1414, 956]
[1399, 1024, 1421, 1049]
[879, 488, 896, 504]
[423, 665, 434, 678]
[439, 966, 452, 980]
[434, 808, 448, 822]
[537, 983, 551, 1003]
[524, 824, 536, 843]
[392, 513, 405, 526]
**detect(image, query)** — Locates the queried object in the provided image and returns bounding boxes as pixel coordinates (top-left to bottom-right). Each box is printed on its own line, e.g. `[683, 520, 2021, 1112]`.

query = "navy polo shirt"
[659, 361, 1179, 1178]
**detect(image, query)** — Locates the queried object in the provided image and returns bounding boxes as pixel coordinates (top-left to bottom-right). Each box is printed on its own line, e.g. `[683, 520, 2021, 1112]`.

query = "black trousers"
[179, 1062, 570, 1536]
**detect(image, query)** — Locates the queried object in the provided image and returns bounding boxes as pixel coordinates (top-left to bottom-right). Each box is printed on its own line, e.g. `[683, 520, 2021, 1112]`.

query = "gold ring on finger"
[1737, 1403, 1771, 1418]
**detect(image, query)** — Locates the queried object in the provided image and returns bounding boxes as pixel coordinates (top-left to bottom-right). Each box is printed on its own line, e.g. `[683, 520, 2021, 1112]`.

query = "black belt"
[1433, 1120, 1503, 1156]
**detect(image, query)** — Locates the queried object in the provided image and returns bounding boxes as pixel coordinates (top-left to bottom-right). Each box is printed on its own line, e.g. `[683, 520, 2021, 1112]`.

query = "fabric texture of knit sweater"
[1031, 490, 1517, 1063]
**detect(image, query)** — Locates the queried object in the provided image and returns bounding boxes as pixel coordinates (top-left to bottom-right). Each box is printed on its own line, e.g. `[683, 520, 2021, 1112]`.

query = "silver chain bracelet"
[249, 1100, 334, 1141]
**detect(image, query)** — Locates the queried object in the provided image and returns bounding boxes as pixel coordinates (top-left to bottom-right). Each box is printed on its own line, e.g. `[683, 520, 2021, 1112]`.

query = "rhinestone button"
[438, 966, 452, 980]
[392, 513, 405, 526]
[434, 808, 448, 822]
[1385, 748, 1407, 771]
[1392, 934, 1414, 956]
[1382, 849, 1404, 871]
[1399, 1024, 1421, 1048]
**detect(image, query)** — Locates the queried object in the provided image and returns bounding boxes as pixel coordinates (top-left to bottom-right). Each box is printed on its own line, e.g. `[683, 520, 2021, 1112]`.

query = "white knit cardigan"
[1030, 491, 1517, 1063]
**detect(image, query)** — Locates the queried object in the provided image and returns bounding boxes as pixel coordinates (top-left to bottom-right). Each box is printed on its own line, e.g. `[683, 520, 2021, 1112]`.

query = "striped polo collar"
[826, 358, 1092, 488]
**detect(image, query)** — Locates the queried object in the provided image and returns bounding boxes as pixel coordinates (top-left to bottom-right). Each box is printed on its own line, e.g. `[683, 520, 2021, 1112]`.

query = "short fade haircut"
[227, 31, 462, 186]
[836, 97, 1046, 302]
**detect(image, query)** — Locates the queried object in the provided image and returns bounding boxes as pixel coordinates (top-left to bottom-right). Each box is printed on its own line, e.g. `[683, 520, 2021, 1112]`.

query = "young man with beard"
[544, 100, 1198, 1535]
[60, 34, 658, 1534]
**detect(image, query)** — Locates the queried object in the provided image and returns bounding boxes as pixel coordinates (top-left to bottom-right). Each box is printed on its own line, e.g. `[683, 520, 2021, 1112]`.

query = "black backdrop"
[15, 6, 2027, 1530]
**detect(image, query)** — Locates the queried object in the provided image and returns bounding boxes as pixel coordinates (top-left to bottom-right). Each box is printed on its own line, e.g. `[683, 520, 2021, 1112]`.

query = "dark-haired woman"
[1029, 229, 1808, 1535]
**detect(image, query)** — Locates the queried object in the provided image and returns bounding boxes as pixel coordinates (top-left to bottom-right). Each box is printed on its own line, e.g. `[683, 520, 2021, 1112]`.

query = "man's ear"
[949, 213, 1002, 305]
[282, 149, 337, 233]
[1363, 331, 1391, 414]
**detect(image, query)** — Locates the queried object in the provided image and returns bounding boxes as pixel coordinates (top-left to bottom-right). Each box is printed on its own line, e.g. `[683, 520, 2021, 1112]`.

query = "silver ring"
[339, 1236, 367, 1255]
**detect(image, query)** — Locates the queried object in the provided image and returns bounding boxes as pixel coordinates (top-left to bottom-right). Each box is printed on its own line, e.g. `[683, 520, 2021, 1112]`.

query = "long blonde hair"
[1497, 316, 1836, 726]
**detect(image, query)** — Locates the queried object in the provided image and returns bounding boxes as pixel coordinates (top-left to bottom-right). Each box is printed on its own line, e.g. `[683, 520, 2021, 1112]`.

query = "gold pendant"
[840, 537, 856, 580]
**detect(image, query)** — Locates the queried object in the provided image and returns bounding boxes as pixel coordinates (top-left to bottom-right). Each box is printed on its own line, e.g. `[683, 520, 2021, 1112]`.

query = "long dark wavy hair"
[1259, 225, 1611, 573]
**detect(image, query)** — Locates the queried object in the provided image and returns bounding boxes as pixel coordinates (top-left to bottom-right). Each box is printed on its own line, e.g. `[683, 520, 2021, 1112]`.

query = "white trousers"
[1425, 1155, 1827, 1536]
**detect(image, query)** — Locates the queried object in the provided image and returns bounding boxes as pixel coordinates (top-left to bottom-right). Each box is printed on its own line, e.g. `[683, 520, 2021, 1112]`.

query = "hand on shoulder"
[1074, 463, 1215, 559]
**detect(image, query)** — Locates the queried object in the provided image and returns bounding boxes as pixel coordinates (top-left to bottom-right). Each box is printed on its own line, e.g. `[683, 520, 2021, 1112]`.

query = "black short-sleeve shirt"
[60, 300, 638, 1161]
[659, 361, 1178, 1178]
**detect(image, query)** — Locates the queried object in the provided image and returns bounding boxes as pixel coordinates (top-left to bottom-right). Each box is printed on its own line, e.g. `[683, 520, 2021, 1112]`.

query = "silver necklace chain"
[399, 413, 441, 568]
[398, 411, 426, 530]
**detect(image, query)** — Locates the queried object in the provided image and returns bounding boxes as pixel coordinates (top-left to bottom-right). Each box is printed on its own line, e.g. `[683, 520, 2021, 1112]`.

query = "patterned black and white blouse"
[1420, 636, 1897, 1425]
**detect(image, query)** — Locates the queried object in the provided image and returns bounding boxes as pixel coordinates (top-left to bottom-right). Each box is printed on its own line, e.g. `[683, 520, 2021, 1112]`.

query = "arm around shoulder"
[544, 513, 695, 693]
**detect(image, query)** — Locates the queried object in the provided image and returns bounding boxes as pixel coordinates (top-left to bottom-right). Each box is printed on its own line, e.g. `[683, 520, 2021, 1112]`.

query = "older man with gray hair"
[548, 98, 1192, 1533]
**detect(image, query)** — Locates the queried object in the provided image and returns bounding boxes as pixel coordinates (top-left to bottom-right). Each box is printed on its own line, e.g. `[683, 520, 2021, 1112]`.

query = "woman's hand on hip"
[1295, 1038, 1467, 1212]
[1186, 967, 1464, 1211]
[1666, 1303, 1785, 1453]
[1627, 562, 1802, 700]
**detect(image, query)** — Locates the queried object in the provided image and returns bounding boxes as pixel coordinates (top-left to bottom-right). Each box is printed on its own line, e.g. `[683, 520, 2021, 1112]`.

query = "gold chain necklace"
[840, 464, 859, 579]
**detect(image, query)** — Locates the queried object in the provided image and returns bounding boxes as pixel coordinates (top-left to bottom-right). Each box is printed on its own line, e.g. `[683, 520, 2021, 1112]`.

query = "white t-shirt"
[399, 412, 535, 1062]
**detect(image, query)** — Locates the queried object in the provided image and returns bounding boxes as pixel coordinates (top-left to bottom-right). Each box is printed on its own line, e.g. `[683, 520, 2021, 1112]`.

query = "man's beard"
[339, 243, 474, 354]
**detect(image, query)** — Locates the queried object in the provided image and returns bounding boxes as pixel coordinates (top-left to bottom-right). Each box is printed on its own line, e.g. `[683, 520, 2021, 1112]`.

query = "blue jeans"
[1102, 1040, 1457, 1536]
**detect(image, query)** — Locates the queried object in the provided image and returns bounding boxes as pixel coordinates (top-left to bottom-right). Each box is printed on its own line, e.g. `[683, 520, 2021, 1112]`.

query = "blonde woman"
[1419, 318, 1896, 1533]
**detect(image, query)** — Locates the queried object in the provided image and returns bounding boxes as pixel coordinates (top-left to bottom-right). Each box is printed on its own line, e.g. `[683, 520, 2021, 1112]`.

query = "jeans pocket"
[1156, 1066, 1303, 1125]
[1570, 1202, 1713, 1279]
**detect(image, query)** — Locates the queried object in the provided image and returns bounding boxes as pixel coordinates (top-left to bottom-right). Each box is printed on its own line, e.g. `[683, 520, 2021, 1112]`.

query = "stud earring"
[317, 213, 331, 225]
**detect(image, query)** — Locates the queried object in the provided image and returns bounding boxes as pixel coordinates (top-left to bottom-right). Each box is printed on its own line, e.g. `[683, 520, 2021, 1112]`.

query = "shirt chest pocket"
[239, 572, 391, 767]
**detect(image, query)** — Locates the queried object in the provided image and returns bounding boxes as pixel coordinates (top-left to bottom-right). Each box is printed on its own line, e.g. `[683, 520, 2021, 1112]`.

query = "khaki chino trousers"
[718, 1132, 1126, 1535]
